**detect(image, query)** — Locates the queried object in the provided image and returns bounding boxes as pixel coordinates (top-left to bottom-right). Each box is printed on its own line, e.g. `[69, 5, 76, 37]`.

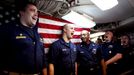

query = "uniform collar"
[105, 41, 113, 44]
[81, 41, 92, 46]
[17, 20, 37, 30]
[59, 38, 71, 47]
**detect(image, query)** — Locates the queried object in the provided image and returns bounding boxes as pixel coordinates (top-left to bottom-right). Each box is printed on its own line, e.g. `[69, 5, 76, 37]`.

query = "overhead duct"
[74, 0, 93, 5]
[119, 17, 134, 26]
[29, 0, 70, 17]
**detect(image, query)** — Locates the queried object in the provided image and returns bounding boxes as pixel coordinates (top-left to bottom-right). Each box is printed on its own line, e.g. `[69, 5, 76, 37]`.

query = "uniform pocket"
[62, 49, 70, 56]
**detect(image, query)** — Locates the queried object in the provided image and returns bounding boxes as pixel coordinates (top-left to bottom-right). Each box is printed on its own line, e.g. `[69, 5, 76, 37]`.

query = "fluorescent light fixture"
[91, 37, 98, 43]
[82, 13, 93, 20]
[62, 11, 96, 28]
[90, 32, 105, 38]
[91, 0, 118, 10]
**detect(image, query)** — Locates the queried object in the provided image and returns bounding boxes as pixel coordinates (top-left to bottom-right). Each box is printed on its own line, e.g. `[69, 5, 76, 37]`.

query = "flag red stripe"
[40, 33, 62, 38]
[73, 35, 81, 38]
[40, 33, 81, 38]
[74, 42, 81, 45]
[39, 14, 72, 24]
[38, 23, 63, 30]
[44, 44, 50, 48]
[75, 28, 90, 31]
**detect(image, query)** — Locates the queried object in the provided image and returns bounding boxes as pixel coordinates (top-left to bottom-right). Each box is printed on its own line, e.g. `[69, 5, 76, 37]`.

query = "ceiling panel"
[71, 0, 134, 23]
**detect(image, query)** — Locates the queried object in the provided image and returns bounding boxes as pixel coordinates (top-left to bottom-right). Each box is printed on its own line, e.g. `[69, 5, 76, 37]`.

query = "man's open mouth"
[32, 17, 37, 20]
[71, 32, 74, 35]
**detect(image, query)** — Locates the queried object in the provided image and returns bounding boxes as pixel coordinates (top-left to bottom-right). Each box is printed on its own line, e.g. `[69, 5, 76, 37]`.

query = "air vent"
[128, 0, 134, 8]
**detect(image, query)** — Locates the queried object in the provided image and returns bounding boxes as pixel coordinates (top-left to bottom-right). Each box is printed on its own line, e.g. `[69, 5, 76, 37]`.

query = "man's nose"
[34, 12, 38, 16]
[72, 28, 75, 32]
[81, 35, 85, 38]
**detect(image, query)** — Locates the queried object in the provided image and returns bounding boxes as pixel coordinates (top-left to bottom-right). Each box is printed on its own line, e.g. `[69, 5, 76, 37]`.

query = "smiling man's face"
[20, 4, 38, 27]
[81, 30, 90, 42]
[121, 35, 129, 46]
[104, 31, 113, 42]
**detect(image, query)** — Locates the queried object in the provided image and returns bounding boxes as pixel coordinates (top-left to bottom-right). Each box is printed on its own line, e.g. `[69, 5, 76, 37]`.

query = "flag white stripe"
[44, 48, 49, 54]
[38, 28, 62, 34]
[38, 28, 81, 35]
[71, 39, 82, 43]
[43, 38, 59, 44]
[39, 18, 68, 26]
[39, 18, 82, 28]
[43, 38, 81, 44]
[74, 32, 81, 35]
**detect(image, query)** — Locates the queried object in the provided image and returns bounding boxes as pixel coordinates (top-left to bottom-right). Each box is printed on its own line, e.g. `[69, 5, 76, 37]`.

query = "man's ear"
[63, 28, 66, 32]
[19, 11, 24, 16]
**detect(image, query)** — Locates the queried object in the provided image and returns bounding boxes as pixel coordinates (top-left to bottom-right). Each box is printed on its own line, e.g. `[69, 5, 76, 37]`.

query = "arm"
[42, 47, 48, 75]
[101, 59, 107, 75]
[105, 53, 122, 66]
[97, 44, 107, 75]
[42, 67, 47, 75]
[49, 64, 54, 75]
[48, 42, 59, 75]
[75, 62, 78, 75]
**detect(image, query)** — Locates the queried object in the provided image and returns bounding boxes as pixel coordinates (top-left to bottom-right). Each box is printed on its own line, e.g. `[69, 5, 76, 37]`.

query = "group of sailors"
[0, 2, 134, 75]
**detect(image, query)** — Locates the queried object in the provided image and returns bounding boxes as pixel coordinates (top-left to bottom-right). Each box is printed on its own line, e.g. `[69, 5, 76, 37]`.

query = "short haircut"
[121, 34, 130, 40]
[17, 2, 37, 12]
[106, 30, 116, 37]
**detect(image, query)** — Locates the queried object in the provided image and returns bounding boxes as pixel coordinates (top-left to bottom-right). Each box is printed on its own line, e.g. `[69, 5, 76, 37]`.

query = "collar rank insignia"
[40, 38, 44, 43]
[108, 45, 113, 48]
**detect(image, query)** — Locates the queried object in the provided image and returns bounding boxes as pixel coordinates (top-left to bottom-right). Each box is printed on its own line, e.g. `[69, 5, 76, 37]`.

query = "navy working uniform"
[119, 45, 134, 74]
[0, 20, 47, 74]
[77, 42, 103, 75]
[101, 42, 123, 75]
[48, 38, 77, 75]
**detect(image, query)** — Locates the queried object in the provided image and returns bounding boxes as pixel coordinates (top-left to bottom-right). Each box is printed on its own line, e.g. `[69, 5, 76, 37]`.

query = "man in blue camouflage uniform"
[48, 24, 77, 75]
[77, 30, 106, 75]
[101, 30, 123, 75]
[0, 2, 47, 75]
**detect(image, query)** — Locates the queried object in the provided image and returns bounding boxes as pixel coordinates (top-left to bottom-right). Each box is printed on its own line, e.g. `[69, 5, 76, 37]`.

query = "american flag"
[38, 14, 90, 53]
[0, 4, 19, 26]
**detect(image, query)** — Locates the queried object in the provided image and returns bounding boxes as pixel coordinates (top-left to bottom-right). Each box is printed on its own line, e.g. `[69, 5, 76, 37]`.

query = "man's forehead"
[64, 24, 74, 28]
[68, 24, 74, 27]
[27, 4, 37, 9]
[81, 30, 90, 34]
[121, 36, 128, 39]
[105, 31, 113, 35]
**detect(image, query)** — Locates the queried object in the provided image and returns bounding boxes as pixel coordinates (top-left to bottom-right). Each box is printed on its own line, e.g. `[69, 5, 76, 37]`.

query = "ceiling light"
[62, 11, 96, 28]
[90, 32, 105, 38]
[91, 0, 118, 10]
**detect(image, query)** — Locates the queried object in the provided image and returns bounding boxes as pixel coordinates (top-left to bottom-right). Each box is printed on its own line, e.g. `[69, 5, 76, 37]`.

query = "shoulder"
[53, 39, 61, 44]
[91, 42, 97, 46]
[90, 42, 99, 47]
[50, 39, 61, 48]
[76, 43, 82, 48]
[113, 42, 122, 48]
[70, 42, 76, 47]
[7, 21, 18, 26]
[0, 21, 14, 32]
[3, 21, 19, 30]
